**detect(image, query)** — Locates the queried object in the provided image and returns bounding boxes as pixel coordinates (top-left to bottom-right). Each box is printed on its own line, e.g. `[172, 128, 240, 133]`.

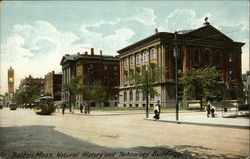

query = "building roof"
[177, 29, 195, 34]
[60, 53, 119, 66]
[117, 22, 245, 54]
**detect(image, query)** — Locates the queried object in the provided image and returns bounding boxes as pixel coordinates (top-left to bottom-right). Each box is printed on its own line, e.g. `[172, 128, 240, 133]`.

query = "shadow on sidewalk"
[0, 125, 245, 159]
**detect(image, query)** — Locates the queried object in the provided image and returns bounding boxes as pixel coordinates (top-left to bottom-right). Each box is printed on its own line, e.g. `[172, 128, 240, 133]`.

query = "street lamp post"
[173, 31, 179, 121]
[87, 67, 91, 114]
[141, 56, 149, 118]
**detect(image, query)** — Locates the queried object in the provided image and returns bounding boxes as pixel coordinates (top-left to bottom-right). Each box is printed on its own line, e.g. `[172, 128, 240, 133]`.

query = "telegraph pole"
[174, 31, 179, 121]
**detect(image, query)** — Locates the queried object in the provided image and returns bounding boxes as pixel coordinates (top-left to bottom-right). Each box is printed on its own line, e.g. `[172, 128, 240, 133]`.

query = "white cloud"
[79, 24, 135, 54]
[0, 20, 135, 94]
[0, 21, 87, 94]
[163, 9, 205, 32]
[86, 18, 121, 28]
[127, 7, 156, 26]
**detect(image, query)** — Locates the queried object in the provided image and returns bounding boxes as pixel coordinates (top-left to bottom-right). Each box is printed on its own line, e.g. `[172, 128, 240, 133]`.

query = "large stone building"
[8, 66, 15, 94]
[44, 71, 62, 101]
[60, 48, 119, 107]
[117, 20, 245, 107]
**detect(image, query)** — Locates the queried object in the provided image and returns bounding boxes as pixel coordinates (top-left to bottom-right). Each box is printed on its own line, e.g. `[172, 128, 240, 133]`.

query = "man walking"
[62, 103, 66, 115]
[80, 104, 83, 113]
[153, 100, 161, 120]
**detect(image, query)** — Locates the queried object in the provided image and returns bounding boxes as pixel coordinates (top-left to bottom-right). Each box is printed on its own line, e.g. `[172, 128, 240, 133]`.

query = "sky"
[0, 1, 249, 94]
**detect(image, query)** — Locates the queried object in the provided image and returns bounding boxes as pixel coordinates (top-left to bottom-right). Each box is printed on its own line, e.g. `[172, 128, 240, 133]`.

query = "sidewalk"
[56, 109, 249, 129]
[146, 111, 250, 129]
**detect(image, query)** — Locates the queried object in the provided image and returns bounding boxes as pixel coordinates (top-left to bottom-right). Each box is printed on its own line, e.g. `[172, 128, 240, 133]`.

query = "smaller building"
[60, 48, 119, 107]
[44, 71, 62, 101]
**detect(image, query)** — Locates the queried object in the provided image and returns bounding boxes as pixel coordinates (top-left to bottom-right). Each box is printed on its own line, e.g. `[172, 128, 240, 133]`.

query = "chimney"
[100, 50, 102, 56]
[155, 28, 158, 34]
[91, 48, 94, 56]
[52, 71, 55, 74]
[85, 51, 88, 55]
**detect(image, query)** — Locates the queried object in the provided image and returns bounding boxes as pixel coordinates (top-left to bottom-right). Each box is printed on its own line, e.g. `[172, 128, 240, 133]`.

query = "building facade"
[44, 71, 62, 101]
[60, 48, 119, 107]
[117, 21, 244, 107]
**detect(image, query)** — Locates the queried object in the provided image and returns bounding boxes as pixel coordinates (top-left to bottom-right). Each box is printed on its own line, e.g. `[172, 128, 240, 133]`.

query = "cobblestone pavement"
[0, 108, 249, 159]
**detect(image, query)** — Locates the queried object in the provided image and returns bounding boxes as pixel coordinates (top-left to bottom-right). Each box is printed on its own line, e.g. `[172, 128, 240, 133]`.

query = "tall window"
[204, 49, 211, 65]
[192, 48, 200, 64]
[229, 68, 236, 80]
[150, 94, 154, 101]
[229, 53, 234, 63]
[150, 48, 157, 60]
[143, 92, 146, 101]
[129, 90, 133, 101]
[136, 90, 140, 101]
[114, 91, 119, 100]
[215, 51, 222, 65]
[124, 91, 127, 102]
[130, 56, 134, 66]
[136, 54, 141, 64]
[143, 51, 148, 63]
[124, 71, 129, 85]
[124, 58, 128, 67]
[114, 78, 119, 86]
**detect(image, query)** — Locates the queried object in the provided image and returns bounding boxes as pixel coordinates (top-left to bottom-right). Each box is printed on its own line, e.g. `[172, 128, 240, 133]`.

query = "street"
[0, 108, 249, 159]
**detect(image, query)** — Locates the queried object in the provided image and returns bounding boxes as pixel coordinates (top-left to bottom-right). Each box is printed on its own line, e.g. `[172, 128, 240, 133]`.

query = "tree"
[25, 86, 40, 107]
[79, 83, 107, 112]
[63, 75, 108, 113]
[129, 63, 166, 118]
[12, 86, 40, 108]
[180, 67, 222, 111]
[62, 75, 83, 112]
[89, 84, 107, 107]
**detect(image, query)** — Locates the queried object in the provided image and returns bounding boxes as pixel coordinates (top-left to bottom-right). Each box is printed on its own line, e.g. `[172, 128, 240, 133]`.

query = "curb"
[144, 118, 250, 130]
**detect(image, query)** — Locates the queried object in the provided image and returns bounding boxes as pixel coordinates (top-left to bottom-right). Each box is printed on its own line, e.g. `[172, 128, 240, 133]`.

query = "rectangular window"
[104, 65, 108, 70]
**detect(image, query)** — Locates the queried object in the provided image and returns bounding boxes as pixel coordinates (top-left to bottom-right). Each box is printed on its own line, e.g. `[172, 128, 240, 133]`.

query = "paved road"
[0, 108, 249, 159]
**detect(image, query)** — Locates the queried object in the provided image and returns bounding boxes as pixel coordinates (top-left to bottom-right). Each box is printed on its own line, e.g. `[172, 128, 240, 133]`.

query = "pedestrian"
[153, 100, 161, 120]
[80, 104, 83, 113]
[211, 105, 216, 118]
[62, 103, 66, 115]
[206, 102, 211, 117]
[84, 103, 87, 114]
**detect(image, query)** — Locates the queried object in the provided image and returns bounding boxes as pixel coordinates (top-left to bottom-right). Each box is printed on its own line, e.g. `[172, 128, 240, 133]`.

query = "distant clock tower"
[8, 66, 14, 94]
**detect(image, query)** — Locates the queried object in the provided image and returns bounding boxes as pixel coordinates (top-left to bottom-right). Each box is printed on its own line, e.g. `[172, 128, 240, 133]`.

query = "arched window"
[129, 90, 133, 101]
[215, 51, 222, 65]
[124, 91, 127, 102]
[136, 90, 140, 101]
[204, 49, 212, 65]
[124, 58, 128, 67]
[130, 56, 134, 66]
[136, 54, 141, 64]
[192, 48, 200, 64]
[143, 51, 148, 63]
[150, 48, 157, 60]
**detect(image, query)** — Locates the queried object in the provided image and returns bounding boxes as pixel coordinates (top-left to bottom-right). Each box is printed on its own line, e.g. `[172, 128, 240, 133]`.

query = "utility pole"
[146, 66, 149, 118]
[174, 31, 179, 121]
